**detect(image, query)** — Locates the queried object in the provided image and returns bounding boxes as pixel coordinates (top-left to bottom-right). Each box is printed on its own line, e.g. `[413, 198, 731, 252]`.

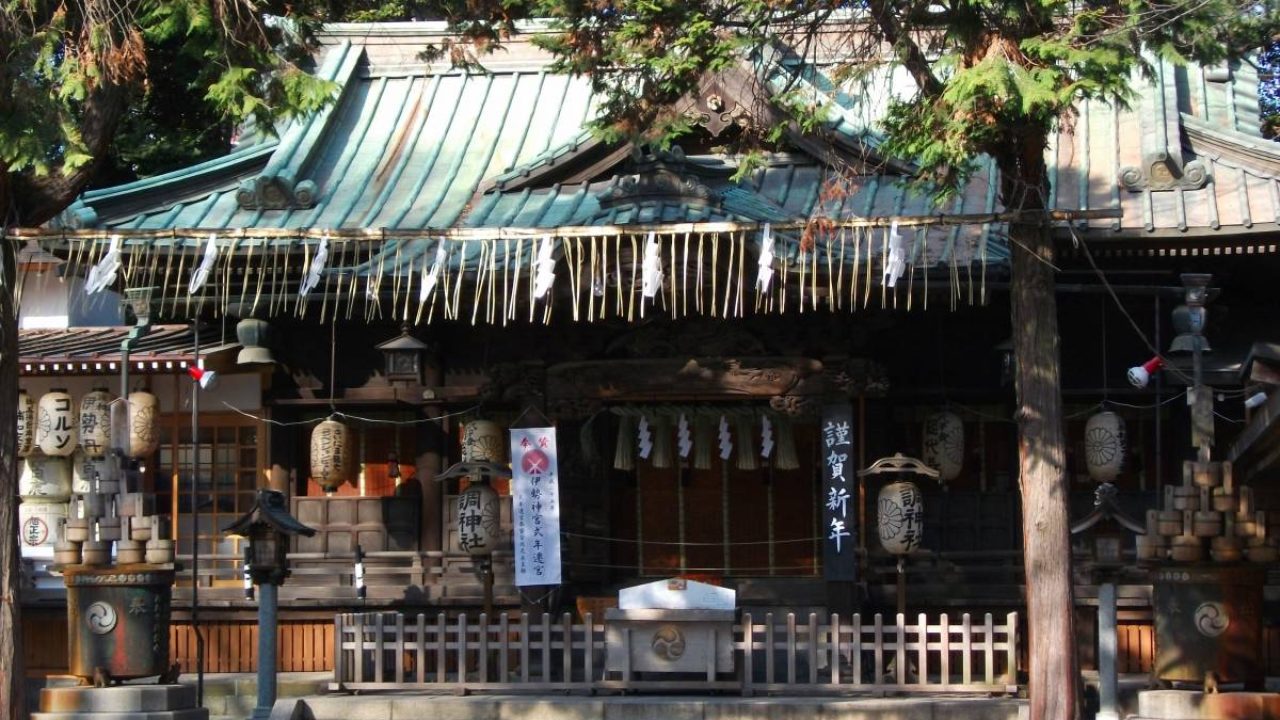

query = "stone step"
[32, 711, 208, 720]
[41, 686, 197, 714]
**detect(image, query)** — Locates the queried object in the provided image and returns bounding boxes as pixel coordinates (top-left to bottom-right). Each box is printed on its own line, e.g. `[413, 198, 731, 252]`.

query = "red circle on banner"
[522, 449, 550, 475]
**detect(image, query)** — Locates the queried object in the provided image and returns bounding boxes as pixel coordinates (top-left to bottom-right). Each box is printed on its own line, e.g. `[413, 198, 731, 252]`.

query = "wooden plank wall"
[24, 608, 69, 674]
[169, 620, 334, 673]
[1117, 623, 1280, 676]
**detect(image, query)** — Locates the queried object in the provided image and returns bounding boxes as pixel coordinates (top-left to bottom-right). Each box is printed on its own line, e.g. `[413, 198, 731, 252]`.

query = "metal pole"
[253, 582, 279, 720]
[192, 323, 204, 704]
[1154, 296, 1162, 489]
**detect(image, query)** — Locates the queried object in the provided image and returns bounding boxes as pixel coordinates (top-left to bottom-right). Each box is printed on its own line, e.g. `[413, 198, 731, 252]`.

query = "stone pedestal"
[1136, 689, 1280, 720]
[36, 685, 209, 720]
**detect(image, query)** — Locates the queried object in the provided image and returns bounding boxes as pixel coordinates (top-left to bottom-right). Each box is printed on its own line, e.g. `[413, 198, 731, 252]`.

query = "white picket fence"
[332, 610, 1019, 695]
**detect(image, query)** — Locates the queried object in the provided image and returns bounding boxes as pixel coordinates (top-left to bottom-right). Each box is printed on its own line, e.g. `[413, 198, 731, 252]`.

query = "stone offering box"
[605, 578, 736, 678]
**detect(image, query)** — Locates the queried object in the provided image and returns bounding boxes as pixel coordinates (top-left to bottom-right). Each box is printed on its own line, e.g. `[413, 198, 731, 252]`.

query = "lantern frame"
[375, 327, 429, 383]
[223, 490, 316, 585]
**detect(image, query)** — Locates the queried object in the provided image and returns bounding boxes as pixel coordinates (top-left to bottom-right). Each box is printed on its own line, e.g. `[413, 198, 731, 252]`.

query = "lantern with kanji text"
[878, 481, 924, 555]
[79, 388, 113, 458]
[922, 411, 964, 482]
[16, 389, 34, 457]
[457, 482, 501, 556]
[310, 418, 350, 492]
[462, 420, 505, 463]
[37, 389, 78, 457]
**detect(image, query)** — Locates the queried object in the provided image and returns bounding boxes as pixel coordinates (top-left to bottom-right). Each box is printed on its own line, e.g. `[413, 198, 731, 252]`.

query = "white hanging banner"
[756, 223, 775, 292]
[189, 234, 219, 294]
[511, 426, 563, 587]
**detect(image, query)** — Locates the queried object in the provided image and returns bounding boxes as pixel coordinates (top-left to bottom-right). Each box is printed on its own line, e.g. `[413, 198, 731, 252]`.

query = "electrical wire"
[559, 531, 822, 546]
[220, 401, 480, 427]
[1066, 224, 1195, 385]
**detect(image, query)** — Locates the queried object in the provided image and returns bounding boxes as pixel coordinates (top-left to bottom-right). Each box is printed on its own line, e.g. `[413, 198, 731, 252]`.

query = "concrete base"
[37, 685, 209, 720]
[1136, 689, 1280, 720]
[271, 695, 1029, 720]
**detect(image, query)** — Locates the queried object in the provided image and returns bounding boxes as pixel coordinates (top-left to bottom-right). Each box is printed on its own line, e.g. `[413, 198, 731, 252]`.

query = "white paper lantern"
[36, 389, 78, 457]
[922, 411, 964, 481]
[1085, 410, 1126, 483]
[72, 451, 114, 494]
[878, 481, 924, 555]
[457, 482, 501, 556]
[20, 501, 67, 549]
[126, 391, 161, 458]
[16, 390, 34, 458]
[19, 454, 72, 500]
[310, 418, 350, 491]
[79, 388, 113, 458]
[461, 420, 505, 463]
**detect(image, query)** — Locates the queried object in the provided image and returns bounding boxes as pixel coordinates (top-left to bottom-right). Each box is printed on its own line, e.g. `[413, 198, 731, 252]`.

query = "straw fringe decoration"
[613, 415, 635, 472]
[735, 416, 758, 471]
[693, 416, 714, 471]
[30, 218, 1013, 326]
[651, 416, 672, 470]
[774, 417, 800, 471]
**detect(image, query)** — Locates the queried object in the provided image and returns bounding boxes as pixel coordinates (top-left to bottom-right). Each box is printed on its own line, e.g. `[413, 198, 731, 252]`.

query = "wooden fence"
[333, 611, 1019, 695]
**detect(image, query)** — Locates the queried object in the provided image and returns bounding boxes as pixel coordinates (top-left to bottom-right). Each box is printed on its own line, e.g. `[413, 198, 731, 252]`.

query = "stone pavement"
[270, 695, 1029, 720]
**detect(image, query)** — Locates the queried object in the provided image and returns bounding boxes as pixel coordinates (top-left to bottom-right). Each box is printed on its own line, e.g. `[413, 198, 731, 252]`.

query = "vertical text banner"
[511, 427, 563, 587]
[821, 404, 856, 582]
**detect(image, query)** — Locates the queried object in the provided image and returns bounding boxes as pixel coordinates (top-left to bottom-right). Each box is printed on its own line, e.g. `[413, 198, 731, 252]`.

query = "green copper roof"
[53, 27, 1280, 246]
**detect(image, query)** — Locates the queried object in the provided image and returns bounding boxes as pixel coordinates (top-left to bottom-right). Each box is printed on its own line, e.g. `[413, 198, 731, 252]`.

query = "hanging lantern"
[461, 420, 505, 463]
[1085, 410, 1126, 483]
[310, 418, 351, 492]
[878, 481, 924, 555]
[72, 451, 114, 494]
[36, 389, 78, 457]
[457, 481, 502, 556]
[922, 411, 964, 482]
[16, 390, 34, 458]
[20, 500, 67, 550]
[19, 454, 72, 500]
[79, 388, 113, 458]
[126, 391, 160, 459]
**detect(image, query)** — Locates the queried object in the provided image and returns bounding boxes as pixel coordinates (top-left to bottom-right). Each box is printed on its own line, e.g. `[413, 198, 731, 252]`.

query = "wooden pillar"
[418, 353, 445, 554]
[267, 409, 295, 495]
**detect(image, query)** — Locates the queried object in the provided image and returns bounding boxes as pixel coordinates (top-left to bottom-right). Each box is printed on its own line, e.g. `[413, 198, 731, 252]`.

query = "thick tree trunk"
[999, 139, 1078, 720]
[0, 173, 27, 720]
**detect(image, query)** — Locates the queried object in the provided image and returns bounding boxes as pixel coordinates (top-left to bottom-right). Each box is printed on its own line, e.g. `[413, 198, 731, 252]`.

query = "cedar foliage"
[0, 4, 336, 718]
[415, 3, 1278, 720]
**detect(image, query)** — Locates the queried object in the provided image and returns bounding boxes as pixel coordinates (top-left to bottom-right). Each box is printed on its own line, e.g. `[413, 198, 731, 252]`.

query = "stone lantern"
[223, 490, 315, 720]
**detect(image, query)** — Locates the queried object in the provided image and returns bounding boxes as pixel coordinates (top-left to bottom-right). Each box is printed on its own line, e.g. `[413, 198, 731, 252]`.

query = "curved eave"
[58, 142, 278, 229]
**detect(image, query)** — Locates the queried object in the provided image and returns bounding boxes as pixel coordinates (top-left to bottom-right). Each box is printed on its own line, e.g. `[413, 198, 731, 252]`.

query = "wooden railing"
[332, 610, 1019, 695]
